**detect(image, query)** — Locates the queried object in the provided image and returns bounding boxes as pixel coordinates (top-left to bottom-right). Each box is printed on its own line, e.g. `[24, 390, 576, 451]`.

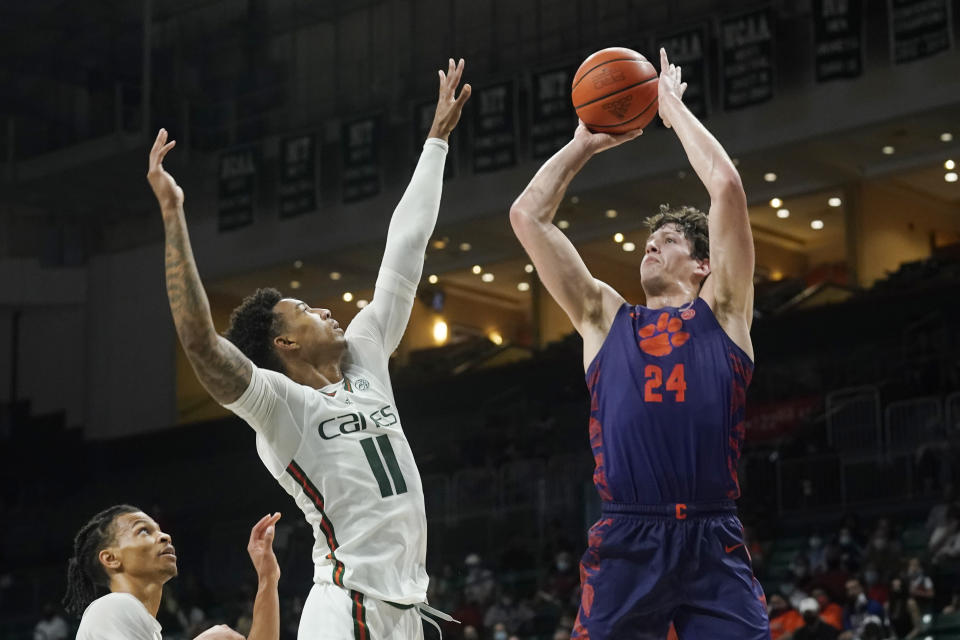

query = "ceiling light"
[828, 197, 842, 207]
[570, 196, 580, 204]
[770, 270, 783, 281]
[605, 209, 618, 218]
[732, 158, 740, 166]
[428, 274, 439, 284]
[329, 271, 341, 280]
[289, 280, 301, 289]
[432, 319, 448, 344]
[471, 265, 482, 275]
[293, 260, 303, 269]
[622, 242, 636, 252]
[776, 209, 790, 219]
[488, 331, 503, 346]
[946, 159, 956, 170]
[524, 264, 534, 273]
[946, 172, 959, 183]
[770, 197, 782, 208]
[882, 145, 895, 155]
[811, 220, 824, 230]
[764, 172, 777, 182]
[342, 292, 354, 302]
[459, 242, 472, 251]
[356, 299, 368, 309]
[557, 219, 570, 229]
[481, 273, 495, 282]
[942, 132, 954, 142]
[517, 282, 530, 291]
[676, 170, 687, 179]
[613, 232, 624, 243]
[431, 239, 447, 250]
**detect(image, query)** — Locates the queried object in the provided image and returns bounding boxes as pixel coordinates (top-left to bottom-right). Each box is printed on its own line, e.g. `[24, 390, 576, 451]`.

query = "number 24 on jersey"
[644, 364, 687, 402]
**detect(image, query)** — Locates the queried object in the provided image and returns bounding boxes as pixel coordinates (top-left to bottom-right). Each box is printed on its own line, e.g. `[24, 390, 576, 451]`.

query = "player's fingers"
[452, 57, 465, 86]
[660, 47, 668, 71]
[157, 140, 176, 162]
[455, 83, 472, 107]
[680, 82, 688, 97]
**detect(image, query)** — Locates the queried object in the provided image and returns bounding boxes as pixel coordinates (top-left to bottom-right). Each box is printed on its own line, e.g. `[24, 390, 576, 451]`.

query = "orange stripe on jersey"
[286, 460, 347, 587]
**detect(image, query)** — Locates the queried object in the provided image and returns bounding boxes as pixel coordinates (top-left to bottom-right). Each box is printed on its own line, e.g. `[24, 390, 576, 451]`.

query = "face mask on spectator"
[494, 631, 508, 640]
[839, 530, 853, 546]
[556, 559, 570, 572]
[809, 535, 823, 549]
[872, 536, 887, 551]
[864, 570, 879, 586]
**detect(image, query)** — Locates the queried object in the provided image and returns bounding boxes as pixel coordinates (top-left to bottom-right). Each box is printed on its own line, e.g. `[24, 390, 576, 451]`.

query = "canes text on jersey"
[318, 405, 398, 440]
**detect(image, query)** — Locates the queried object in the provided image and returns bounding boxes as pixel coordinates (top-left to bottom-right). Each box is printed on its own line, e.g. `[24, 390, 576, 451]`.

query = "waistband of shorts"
[600, 500, 737, 519]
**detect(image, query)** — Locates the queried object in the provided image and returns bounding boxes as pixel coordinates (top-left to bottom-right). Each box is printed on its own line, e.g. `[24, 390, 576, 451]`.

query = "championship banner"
[813, 0, 864, 81]
[657, 25, 710, 119]
[745, 396, 822, 441]
[342, 116, 381, 203]
[472, 81, 517, 173]
[888, 0, 952, 64]
[720, 8, 775, 111]
[414, 99, 455, 179]
[218, 145, 258, 231]
[530, 65, 576, 160]
[279, 134, 317, 219]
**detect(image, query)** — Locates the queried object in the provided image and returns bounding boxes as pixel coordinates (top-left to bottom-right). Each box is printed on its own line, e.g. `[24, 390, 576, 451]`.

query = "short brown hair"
[643, 204, 709, 261]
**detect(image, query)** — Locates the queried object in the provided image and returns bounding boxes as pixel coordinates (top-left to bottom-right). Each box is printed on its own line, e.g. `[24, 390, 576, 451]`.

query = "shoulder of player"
[80, 593, 155, 627]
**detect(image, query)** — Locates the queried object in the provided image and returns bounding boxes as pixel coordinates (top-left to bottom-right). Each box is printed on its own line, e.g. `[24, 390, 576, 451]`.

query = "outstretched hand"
[658, 48, 688, 129]
[147, 128, 184, 213]
[247, 513, 281, 583]
[573, 119, 642, 156]
[428, 58, 472, 142]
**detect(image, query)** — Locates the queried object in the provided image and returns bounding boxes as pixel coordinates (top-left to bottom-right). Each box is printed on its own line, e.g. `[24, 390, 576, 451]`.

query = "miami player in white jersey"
[148, 59, 471, 639]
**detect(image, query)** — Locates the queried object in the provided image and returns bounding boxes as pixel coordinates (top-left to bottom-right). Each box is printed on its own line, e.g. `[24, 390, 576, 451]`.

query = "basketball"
[572, 47, 659, 134]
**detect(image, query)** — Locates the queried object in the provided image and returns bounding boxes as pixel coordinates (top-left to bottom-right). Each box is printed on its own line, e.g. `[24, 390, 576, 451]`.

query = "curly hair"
[63, 504, 140, 617]
[224, 287, 287, 373]
[643, 204, 709, 262]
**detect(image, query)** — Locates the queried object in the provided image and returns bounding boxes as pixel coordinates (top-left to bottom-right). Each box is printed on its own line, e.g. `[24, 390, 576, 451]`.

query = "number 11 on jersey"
[360, 435, 408, 498]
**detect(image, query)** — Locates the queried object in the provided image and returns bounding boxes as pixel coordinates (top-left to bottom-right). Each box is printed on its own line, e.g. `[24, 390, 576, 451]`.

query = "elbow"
[711, 168, 745, 203]
[509, 202, 532, 234]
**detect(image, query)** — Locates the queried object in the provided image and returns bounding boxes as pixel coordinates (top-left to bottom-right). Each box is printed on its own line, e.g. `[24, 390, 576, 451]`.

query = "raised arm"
[349, 60, 470, 355]
[509, 123, 640, 364]
[147, 129, 253, 404]
[657, 49, 754, 336]
[245, 513, 281, 640]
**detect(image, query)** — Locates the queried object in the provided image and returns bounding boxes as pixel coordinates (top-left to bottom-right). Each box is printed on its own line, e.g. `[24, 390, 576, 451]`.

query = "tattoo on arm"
[164, 208, 252, 404]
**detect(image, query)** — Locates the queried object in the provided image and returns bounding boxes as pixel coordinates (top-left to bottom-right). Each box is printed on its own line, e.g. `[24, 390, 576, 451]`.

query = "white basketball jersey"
[225, 268, 429, 605]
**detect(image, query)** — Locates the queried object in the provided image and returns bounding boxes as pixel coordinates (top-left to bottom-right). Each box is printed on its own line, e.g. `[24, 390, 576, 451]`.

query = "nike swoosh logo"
[725, 543, 744, 554]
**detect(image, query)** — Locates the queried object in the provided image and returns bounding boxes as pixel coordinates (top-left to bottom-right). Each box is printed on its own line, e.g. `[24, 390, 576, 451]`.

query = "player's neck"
[644, 292, 698, 310]
[110, 576, 164, 617]
[285, 358, 343, 390]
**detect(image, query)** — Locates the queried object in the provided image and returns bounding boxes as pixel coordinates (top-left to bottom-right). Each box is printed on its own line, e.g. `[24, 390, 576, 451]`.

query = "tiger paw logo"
[602, 95, 633, 119]
[638, 312, 690, 356]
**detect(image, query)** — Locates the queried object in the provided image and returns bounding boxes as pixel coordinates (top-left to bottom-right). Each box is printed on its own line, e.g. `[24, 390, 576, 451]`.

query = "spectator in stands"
[490, 622, 508, 640]
[863, 527, 901, 582]
[552, 628, 571, 640]
[811, 588, 844, 630]
[905, 557, 935, 611]
[792, 597, 839, 640]
[543, 551, 578, 606]
[808, 533, 828, 574]
[33, 603, 69, 640]
[925, 483, 955, 534]
[464, 553, 496, 606]
[768, 593, 804, 639]
[842, 577, 886, 635]
[885, 577, 920, 639]
[462, 624, 480, 640]
[483, 591, 528, 634]
[930, 504, 960, 564]
[811, 557, 851, 604]
[836, 527, 863, 570]
[862, 563, 888, 605]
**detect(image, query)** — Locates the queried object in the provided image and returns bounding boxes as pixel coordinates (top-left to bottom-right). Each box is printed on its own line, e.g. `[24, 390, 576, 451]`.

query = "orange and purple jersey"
[585, 298, 753, 505]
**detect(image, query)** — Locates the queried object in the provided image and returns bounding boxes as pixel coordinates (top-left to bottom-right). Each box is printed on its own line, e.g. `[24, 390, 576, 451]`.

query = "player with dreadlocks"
[64, 505, 281, 640]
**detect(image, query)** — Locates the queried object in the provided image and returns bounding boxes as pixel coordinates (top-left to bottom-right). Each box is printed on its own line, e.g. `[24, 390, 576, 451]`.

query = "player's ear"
[99, 548, 121, 572]
[695, 258, 710, 278]
[274, 336, 299, 352]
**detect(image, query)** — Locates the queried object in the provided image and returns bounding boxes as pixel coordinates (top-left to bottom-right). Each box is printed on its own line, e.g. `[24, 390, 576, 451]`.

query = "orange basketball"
[572, 47, 659, 134]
